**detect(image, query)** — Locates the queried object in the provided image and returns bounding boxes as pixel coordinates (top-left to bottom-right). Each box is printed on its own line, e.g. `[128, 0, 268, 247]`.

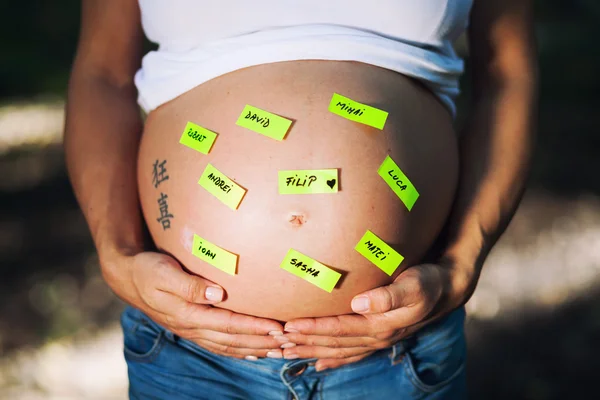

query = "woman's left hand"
[282, 261, 474, 371]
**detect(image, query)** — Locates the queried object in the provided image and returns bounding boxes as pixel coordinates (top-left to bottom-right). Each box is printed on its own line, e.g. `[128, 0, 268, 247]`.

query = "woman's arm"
[281, 0, 538, 369]
[65, 0, 285, 359]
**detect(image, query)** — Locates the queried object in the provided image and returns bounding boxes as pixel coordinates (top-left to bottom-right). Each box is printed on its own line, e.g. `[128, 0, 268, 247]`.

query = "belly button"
[288, 213, 307, 227]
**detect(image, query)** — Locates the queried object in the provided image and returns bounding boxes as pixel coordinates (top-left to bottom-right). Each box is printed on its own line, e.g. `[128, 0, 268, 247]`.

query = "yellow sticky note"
[328, 93, 389, 130]
[192, 234, 237, 275]
[280, 249, 341, 293]
[378, 155, 419, 211]
[198, 163, 247, 210]
[278, 169, 339, 194]
[235, 105, 292, 141]
[354, 230, 404, 276]
[179, 122, 218, 155]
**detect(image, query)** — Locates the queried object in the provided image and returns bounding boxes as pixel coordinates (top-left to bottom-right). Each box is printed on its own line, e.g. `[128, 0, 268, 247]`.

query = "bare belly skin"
[137, 61, 458, 321]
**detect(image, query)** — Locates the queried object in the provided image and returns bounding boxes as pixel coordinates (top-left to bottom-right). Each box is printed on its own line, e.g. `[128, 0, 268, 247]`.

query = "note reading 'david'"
[236, 105, 293, 141]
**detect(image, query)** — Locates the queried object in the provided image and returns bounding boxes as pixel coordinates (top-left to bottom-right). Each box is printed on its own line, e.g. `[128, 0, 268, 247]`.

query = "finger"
[351, 268, 424, 314]
[153, 258, 225, 304]
[194, 338, 283, 359]
[285, 314, 384, 337]
[144, 291, 284, 335]
[282, 345, 371, 360]
[315, 352, 375, 372]
[181, 329, 289, 350]
[282, 332, 383, 349]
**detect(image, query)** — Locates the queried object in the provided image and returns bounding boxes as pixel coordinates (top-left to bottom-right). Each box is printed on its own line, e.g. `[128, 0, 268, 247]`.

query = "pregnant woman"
[65, 0, 537, 399]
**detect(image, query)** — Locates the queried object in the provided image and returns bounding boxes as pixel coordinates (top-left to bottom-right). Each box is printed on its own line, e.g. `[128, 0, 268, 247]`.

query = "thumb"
[351, 274, 419, 314]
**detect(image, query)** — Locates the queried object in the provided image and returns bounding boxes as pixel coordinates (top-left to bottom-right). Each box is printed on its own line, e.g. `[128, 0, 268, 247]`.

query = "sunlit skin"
[64, 0, 537, 371]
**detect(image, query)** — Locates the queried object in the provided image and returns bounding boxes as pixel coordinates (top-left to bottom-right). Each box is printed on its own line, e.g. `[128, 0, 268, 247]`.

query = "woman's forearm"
[64, 68, 146, 273]
[441, 77, 538, 296]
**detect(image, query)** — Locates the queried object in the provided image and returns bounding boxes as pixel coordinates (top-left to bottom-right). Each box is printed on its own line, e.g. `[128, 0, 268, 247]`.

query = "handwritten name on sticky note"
[192, 234, 237, 275]
[280, 249, 341, 293]
[355, 230, 404, 276]
[235, 105, 292, 141]
[378, 155, 419, 211]
[179, 122, 218, 155]
[278, 169, 339, 194]
[198, 163, 247, 210]
[328, 93, 389, 130]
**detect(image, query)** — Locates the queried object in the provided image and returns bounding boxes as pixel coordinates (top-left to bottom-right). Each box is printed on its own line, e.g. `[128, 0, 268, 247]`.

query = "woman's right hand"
[102, 250, 287, 360]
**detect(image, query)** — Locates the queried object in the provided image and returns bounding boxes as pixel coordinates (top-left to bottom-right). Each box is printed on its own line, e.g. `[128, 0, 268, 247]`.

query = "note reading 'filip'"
[198, 163, 247, 210]
[278, 169, 339, 194]
[192, 234, 238, 275]
[328, 93, 388, 130]
[236, 105, 293, 141]
[355, 230, 404, 276]
[280, 249, 341, 293]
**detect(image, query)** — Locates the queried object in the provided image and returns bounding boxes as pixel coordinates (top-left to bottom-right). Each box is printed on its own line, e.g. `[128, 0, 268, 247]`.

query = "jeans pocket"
[401, 308, 467, 394]
[121, 306, 166, 363]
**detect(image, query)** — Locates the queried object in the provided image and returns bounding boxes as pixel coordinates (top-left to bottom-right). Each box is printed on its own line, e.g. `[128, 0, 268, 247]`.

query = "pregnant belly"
[137, 61, 458, 322]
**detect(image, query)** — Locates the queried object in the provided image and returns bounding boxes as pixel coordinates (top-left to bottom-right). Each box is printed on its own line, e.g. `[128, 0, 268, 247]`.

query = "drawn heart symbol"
[326, 179, 336, 189]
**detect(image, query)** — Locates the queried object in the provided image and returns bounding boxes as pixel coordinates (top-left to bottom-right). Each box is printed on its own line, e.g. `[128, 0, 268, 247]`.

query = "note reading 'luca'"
[328, 93, 389, 130]
[192, 234, 238, 275]
[179, 121, 218, 154]
[378, 155, 419, 211]
[236, 105, 292, 141]
[280, 249, 341, 293]
[278, 169, 339, 194]
[355, 230, 404, 276]
[198, 163, 247, 210]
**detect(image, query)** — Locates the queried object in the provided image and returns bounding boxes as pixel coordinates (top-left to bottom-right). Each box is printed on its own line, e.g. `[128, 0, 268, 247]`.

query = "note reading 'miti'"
[378, 155, 419, 211]
[328, 93, 388, 130]
[355, 230, 404, 276]
[280, 249, 341, 293]
[236, 105, 292, 141]
[179, 122, 218, 155]
[198, 163, 247, 210]
[278, 169, 339, 194]
[192, 234, 238, 275]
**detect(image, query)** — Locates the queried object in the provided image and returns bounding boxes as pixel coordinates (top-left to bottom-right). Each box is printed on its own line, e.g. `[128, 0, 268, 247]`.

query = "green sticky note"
[235, 105, 293, 141]
[198, 163, 247, 210]
[179, 122, 218, 154]
[280, 249, 341, 293]
[278, 169, 339, 194]
[328, 93, 389, 130]
[192, 234, 238, 275]
[354, 230, 404, 276]
[378, 155, 419, 211]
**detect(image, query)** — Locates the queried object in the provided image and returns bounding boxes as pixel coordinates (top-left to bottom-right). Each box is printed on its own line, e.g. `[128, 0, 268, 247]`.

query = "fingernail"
[351, 296, 370, 312]
[280, 342, 296, 349]
[245, 355, 258, 361]
[284, 353, 299, 360]
[315, 365, 328, 372]
[205, 286, 223, 302]
[273, 335, 290, 343]
[284, 327, 299, 333]
[266, 351, 282, 359]
[269, 331, 284, 336]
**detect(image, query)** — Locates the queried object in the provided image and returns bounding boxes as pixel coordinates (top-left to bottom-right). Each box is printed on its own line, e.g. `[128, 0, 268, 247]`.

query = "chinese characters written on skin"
[152, 159, 173, 230]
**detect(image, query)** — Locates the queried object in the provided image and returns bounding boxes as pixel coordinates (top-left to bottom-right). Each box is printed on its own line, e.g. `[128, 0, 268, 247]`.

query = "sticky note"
[179, 122, 218, 154]
[235, 105, 292, 141]
[355, 230, 404, 276]
[378, 155, 419, 211]
[198, 163, 247, 210]
[328, 93, 389, 130]
[192, 234, 237, 275]
[278, 169, 339, 194]
[280, 249, 341, 293]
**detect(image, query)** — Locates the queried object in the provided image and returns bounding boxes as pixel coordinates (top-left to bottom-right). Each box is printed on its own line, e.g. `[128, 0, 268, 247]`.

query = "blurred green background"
[0, 1, 599, 399]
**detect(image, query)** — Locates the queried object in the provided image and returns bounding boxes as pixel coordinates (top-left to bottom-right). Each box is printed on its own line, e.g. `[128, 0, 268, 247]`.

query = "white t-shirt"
[135, 0, 474, 116]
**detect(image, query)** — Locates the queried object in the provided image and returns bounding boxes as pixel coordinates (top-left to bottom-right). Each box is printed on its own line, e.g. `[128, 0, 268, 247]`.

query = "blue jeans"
[121, 306, 467, 400]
